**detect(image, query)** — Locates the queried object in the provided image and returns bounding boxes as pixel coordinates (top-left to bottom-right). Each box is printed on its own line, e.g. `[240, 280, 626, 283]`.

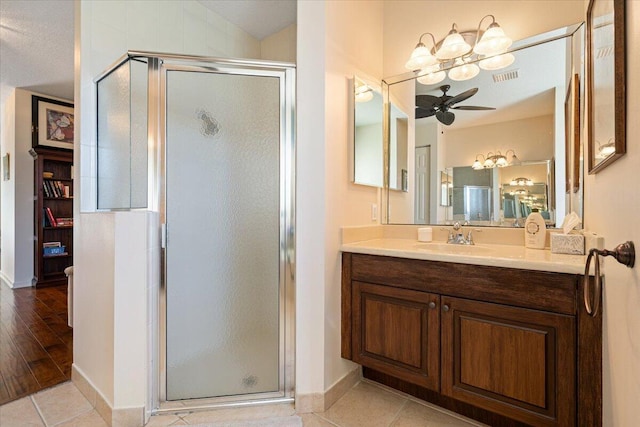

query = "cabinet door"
[352, 281, 440, 391]
[441, 296, 575, 426]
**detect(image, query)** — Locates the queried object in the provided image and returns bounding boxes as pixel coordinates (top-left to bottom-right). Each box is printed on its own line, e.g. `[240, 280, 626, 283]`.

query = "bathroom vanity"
[341, 241, 601, 427]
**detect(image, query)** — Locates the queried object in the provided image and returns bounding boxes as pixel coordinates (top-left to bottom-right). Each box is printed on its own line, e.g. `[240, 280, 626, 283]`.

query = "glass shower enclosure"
[96, 52, 295, 410]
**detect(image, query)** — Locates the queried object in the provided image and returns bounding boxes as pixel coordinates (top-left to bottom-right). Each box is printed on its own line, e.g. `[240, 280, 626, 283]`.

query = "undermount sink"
[414, 242, 495, 255]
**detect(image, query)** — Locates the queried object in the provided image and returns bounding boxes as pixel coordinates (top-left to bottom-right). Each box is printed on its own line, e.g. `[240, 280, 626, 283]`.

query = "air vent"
[596, 45, 614, 59]
[492, 69, 519, 83]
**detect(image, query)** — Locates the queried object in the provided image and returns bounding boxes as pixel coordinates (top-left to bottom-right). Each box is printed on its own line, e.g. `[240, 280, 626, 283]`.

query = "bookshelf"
[34, 148, 73, 287]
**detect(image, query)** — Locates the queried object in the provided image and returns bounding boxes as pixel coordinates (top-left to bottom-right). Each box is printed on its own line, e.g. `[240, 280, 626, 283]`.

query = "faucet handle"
[466, 230, 474, 245]
[453, 221, 461, 231]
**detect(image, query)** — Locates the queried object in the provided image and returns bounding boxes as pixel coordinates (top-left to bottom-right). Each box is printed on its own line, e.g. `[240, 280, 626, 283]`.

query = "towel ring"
[583, 241, 635, 317]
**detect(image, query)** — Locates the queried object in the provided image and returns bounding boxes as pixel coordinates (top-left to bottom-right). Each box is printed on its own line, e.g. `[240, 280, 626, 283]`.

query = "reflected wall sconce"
[406, 15, 514, 84]
[472, 149, 520, 170]
[596, 138, 615, 159]
[355, 83, 374, 103]
[510, 177, 534, 186]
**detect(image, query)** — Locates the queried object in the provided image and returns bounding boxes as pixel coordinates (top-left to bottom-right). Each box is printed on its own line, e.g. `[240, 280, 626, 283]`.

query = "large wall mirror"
[352, 76, 409, 191]
[352, 76, 383, 187]
[382, 23, 584, 227]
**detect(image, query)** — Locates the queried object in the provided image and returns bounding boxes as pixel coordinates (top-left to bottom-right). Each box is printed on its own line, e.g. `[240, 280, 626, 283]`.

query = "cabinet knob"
[442, 304, 450, 312]
[428, 301, 436, 309]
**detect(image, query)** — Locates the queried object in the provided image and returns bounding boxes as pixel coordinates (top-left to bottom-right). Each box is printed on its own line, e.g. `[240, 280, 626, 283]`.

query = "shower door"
[163, 64, 293, 402]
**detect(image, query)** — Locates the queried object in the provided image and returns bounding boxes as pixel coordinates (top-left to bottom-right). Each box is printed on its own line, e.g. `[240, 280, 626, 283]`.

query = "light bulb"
[405, 44, 439, 70]
[448, 58, 479, 81]
[472, 160, 484, 170]
[479, 53, 515, 70]
[417, 65, 446, 85]
[436, 28, 471, 60]
[355, 89, 373, 103]
[473, 24, 513, 56]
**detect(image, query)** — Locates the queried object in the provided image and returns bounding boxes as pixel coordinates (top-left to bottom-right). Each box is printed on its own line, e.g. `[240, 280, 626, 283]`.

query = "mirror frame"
[587, 0, 626, 174]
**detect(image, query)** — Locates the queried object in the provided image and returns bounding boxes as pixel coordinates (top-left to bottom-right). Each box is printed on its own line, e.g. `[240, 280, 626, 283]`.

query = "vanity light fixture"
[472, 149, 520, 170]
[406, 15, 513, 83]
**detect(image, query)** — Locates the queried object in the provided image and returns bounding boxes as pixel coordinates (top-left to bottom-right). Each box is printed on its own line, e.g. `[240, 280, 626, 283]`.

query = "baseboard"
[0, 271, 31, 288]
[295, 366, 361, 414]
[72, 364, 145, 427]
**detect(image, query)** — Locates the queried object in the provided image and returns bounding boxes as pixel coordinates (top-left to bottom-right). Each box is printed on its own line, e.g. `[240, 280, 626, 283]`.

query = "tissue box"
[550, 233, 584, 255]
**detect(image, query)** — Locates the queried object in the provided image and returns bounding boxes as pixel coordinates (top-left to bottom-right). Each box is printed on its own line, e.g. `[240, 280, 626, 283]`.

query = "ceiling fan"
[415, 85, 495, 125]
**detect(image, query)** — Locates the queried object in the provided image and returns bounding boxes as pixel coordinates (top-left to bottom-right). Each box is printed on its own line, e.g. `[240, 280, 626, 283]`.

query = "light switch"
[371, 203, 378, 221]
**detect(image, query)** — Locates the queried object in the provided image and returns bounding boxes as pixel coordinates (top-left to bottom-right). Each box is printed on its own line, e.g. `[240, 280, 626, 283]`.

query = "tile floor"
[0, 379, 484, 427]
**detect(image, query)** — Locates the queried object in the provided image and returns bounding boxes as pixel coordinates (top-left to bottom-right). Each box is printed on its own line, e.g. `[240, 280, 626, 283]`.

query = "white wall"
[296, 0, 384, 397]
[261, 24, 297, 63]
[442, 115, 555, 168]
[75, 0, 295, 411]
[584, 1, 640, 425]
[0, 90, 17, 287]
[323, 0, 384, 389]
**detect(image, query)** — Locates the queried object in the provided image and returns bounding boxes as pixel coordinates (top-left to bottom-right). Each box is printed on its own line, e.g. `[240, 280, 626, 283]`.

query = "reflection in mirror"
[383, 24, 584, 227]
[353, 76, 383, 187]
[389, 103, 409, 192]
[437, 160, 553, 226]
[440, 171, 452, 207]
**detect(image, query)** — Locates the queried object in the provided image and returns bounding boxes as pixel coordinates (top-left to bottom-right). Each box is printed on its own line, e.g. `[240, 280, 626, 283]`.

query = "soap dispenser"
[524, 212, 546, 249]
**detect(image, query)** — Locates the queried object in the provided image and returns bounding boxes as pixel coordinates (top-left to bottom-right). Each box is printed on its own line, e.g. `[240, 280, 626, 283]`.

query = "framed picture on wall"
[32, 95, 74, 151]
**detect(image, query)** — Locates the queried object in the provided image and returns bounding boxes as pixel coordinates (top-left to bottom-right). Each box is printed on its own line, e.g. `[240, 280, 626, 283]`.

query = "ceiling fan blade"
[416, 94, 442, 109]
[444, 87, 478, 106]
[436, 110, 455, 125]
[452, 106, 496, 110]
[416, 107, 437, 119]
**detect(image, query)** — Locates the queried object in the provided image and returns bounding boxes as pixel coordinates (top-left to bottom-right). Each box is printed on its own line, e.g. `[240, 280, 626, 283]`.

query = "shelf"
[34, 148, 74, 288]
[44, 178, 73, 182]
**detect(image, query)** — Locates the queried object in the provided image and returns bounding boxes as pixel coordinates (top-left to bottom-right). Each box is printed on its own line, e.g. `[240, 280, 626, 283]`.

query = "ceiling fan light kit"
[405, 15, 513, 83]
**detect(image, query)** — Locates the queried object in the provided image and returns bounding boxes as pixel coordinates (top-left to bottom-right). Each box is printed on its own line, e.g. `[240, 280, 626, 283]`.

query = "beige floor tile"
[31, 382, 93, 426]
[0, 397, 45, 427]
[322, 382, 407, 427]
[144, 413, 183, 426]
[181, 403, 295, 425]
[300, 413, 338, 426]
[54, 410, 108, 427]
[390, 401, 478, 427]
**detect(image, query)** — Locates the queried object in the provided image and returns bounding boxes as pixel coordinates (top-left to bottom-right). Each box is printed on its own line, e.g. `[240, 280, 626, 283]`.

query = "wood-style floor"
[0, 284, 72, 405]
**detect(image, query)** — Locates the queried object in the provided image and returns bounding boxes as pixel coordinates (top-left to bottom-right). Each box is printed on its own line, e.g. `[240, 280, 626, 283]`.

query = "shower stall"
[95, 52, 295, 410]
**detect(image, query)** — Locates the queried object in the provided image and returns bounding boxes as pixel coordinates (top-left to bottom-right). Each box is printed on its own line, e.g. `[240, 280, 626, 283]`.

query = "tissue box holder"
[550, 233, 584, 255]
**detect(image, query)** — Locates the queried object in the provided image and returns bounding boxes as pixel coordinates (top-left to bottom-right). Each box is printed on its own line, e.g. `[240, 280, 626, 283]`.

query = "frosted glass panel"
[98, 62, 131, 209]
[130, 59, 148, 208]
[165, 70, 281, 400]
[97, 58, 148, 209]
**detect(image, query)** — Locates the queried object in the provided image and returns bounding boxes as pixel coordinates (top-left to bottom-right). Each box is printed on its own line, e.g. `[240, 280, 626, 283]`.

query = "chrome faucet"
[447, 222, 474, 245]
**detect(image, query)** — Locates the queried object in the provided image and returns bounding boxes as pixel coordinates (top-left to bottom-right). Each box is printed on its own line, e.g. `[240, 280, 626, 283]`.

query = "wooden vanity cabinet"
[351, 281, 440, 391]
[441, 296, 575, 426]
[342, 253, 601, 427]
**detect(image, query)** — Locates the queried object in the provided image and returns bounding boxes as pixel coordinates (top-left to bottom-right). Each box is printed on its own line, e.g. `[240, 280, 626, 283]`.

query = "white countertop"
[341, 238, 591, 275]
